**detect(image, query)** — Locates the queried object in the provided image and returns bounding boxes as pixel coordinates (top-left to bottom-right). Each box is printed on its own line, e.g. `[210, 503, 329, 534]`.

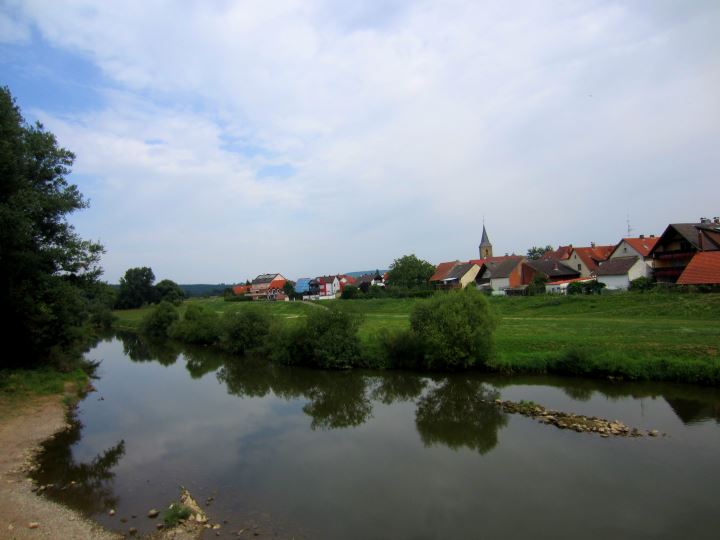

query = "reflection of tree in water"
[371, 372, 427, 404]
[415, 377, 507, 455]
[182, 345, 226, 379]
[218, 359, 372, 429]
[31, 414, 125, 515]
[665, 398, 720, 424]
[303, 372, 372, 430]
[116, 331, 179, 366]
[562, 385, 593, 402]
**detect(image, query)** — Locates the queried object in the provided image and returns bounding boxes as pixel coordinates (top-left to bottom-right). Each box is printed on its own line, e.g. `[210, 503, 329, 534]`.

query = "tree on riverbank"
[0, 87, 104, 368]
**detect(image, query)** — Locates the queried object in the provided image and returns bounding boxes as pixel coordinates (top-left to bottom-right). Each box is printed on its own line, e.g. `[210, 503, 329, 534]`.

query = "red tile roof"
[430, 261, 460, 282]
[232, 284, 250, 295]
[617, 237, 660, 257]
[571, 245, 614, 272]
[677, 252, 720, 285]
[541, 245, 573, 261]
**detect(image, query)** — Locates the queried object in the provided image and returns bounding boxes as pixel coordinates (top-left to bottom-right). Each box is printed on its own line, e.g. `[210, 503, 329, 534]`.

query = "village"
[231, 217, 720, 301]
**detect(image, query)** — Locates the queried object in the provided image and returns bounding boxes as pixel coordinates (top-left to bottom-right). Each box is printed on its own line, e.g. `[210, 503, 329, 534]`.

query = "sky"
[1, 0, 719, 284]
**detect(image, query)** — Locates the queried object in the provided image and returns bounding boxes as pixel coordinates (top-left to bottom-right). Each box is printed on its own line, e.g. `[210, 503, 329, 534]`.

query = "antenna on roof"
[626, 214, 634, 237]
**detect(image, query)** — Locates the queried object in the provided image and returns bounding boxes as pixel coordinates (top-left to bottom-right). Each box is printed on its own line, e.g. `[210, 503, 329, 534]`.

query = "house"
[355, 271, 385, 292]
[651, 220, 720, 283]
[545, 277, 596, 295]
[248, 273, 288, 300]
[232, 284, 250, 295]
[607, 235, 659, 278]
[429, 262, 480, 289]
[522, 259, 581, 283]
[337, 274, 356, 291]
[596, 256, 647, 290]
[677, 252, 720, 285]
[541, 245, 573, 261]
[294, 278, 312, 295]
[308, 275, 341, 298]
[557, 244, 614, 277]
[474, 256, 525, 294]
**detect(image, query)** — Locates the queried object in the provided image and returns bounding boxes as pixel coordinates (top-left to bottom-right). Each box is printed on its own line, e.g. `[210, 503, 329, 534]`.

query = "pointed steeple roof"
[480, 225, 491, 247]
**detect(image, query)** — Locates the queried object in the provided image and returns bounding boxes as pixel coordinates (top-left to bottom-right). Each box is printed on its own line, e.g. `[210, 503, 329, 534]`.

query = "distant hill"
[343, 269, 389, 278]
[179, 284, 233, 297]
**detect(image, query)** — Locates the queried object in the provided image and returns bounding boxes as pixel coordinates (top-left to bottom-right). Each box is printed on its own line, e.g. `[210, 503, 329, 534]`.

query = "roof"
[442, 262, 478, 282]
[317, 275, 339, 283]
[481, 256, 524, 279]
[677, 252, 720, 285]
[541, 245, 573, 261]
[252, 273, 281, 285]
[596, 256, 640, 276]
[571, 245, 614, 272]
[479, 225, 491, 247]
[232, 284, 250, 295]
[616, 237, 660, 257]
[546, 277, 595, 286]
[295, 277, 312, 293]
[430, 261, 460, 282]
[653, 223, 720, 254]
[525, 259, 581, 278]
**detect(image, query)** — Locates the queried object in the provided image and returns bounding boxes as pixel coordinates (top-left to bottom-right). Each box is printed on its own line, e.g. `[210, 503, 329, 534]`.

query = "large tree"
[116, 267, 158, 309]
[0, 87, 104, 368]
[526, 245, 554, 260]
[387, 254, 435, 289]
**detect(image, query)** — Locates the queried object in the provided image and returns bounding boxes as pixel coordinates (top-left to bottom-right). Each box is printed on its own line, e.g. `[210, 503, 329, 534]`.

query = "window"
[577, 264, 581, 271]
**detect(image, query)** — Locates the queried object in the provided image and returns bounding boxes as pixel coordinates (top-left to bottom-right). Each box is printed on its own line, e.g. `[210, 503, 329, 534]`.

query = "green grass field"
[114, 293, 720, 382]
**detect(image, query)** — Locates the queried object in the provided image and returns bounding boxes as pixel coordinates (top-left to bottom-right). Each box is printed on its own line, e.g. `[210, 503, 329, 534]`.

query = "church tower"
[479, 225, 493, 258]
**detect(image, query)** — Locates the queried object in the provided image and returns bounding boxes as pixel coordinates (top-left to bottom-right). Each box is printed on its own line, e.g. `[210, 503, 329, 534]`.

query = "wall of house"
[459, 266, 480, 288]
[566, 251, 591, 277]
[598, 261, 647, 290]
[610, 242, 652, 277]
[491, 277, 510, 290]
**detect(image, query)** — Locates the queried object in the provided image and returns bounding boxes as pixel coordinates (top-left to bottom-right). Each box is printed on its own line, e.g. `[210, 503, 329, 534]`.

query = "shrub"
[629, 276, 655, 292]
[409, 288, 496, 370]
[220, 308, 271, 354]
[168, 304, 220, 345]
[163, 504, 192, 527]
[140, 301, 179, 338]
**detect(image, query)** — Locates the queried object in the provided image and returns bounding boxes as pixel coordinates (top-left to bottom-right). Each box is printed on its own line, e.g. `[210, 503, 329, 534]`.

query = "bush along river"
[30, 333, 720, 539]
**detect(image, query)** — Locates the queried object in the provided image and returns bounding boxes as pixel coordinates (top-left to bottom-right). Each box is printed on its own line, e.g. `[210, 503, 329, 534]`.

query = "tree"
[283, 281, 297, 299]
[116, 267, 157, 309]
[387, 254, 435, 289]
[0, 87, 104, 368]
[409, 288, 496, 370]
[155, 279, 185, 305]
[527, 245, 554, 260]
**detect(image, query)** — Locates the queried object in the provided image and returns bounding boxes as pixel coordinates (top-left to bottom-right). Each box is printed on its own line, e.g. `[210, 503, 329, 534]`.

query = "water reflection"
[117, 331, 179, 366]
[31, 415, 125, 514]
[416, 376, 507, 454]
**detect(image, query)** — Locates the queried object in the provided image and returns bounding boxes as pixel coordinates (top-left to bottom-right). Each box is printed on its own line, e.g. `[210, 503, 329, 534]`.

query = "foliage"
[526, 245, 554, 260]
[140, 301, 179, 338]
[155, 279, 185, 305]
[116, 267, 158, 309]
[409, 288, 496, 370]
[0, 86, 104, 368]
[629, 276, 655, 292]
[341, 284, 361, 299]
[567, 280, 606, 295]
[220, 308, 271, 354]
[387, 254, 435, 289]
[84, 281, 118, 328]
[168, 304, 221, 345]
[527, 274, 549, 296]
[0, 367, 88, 399]
[163, 504, 192, 527]
[283, 281, 298, 299]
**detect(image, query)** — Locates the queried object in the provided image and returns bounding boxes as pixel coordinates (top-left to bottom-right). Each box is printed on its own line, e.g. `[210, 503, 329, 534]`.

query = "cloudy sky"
[2, 1, 719, 283]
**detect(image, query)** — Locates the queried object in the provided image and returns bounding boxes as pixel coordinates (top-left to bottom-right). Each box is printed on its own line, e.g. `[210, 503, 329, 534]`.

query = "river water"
[32, 334, 720, 539]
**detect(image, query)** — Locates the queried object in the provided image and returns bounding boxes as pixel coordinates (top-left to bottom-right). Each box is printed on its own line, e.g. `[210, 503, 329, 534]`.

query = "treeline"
[140, 288, 497, 371]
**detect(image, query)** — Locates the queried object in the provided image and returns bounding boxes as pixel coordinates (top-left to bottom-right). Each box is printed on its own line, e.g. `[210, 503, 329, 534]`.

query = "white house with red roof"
[607, 235, 659, 278]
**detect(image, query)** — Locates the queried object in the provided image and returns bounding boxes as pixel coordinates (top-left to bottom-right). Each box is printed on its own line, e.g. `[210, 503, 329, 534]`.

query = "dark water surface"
[33, 335, 720, 539]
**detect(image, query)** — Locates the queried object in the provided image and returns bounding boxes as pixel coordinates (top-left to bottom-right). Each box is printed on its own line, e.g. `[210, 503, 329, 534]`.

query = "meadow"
[113, 293, 720, 383]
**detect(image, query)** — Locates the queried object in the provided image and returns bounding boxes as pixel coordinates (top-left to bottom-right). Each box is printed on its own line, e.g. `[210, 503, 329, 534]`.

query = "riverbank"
[113, 293, 720, 385]
[0, 386, 121, 540]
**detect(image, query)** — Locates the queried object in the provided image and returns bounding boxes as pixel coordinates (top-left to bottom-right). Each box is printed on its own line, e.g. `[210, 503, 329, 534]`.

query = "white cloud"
[9, 0, 720, 280]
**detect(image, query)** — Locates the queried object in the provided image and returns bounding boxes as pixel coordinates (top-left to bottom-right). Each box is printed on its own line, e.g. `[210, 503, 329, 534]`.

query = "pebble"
[28, 522, 39, 529]
[148, 509, 159, 518]
[109, 509, 116, 516]
[128, 527, 137, 536]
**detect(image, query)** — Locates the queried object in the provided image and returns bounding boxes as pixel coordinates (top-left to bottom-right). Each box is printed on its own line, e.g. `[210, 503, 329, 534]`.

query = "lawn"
[113, 293, 720, 382]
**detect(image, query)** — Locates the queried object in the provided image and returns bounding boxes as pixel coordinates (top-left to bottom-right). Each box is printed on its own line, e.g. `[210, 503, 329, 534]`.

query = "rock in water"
[148, 509, 160, 518]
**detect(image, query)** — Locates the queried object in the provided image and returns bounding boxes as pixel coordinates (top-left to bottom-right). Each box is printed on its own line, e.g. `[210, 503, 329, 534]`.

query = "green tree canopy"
[116, 267, 157, 309]
[526, 245, 554, 260]
[387, 254, 435, 289]
[155, 278, 185, 304]
[0, 87, 104, 368]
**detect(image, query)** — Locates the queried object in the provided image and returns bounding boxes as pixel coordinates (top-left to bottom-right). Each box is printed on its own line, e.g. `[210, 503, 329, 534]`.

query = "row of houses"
[233, 217, 720, 300]
[430, 218, 720, 295]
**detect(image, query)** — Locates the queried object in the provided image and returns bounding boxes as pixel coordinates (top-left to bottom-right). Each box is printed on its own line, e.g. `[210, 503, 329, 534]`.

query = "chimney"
[650, 234, 655, 238]
[700, 217, 710, 224]
[591, 242, 596, 248]
[639, 234, 645, 239]
[714, 217, 720, 224]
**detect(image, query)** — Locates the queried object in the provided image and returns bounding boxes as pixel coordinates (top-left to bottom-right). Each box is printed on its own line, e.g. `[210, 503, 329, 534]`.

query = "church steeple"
[479, 224, 493, 258]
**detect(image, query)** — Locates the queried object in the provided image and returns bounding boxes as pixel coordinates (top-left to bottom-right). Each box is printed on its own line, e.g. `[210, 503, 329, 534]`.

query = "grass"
[113, 293, 720, 384]
[0, 368, 89, 401]
[163, 503, 192, 527]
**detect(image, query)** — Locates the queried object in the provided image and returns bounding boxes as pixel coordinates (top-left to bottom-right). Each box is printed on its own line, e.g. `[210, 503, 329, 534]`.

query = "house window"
[577, 264, 581, 271]
[623, 247, 627, 252]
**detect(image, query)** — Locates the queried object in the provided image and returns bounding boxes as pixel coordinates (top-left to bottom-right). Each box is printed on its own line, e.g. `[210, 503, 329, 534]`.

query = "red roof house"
[677, 252, 720, 285]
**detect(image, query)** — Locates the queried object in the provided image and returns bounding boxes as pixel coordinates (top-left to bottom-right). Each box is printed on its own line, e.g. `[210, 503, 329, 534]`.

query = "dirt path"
[0, 394, 122, 540]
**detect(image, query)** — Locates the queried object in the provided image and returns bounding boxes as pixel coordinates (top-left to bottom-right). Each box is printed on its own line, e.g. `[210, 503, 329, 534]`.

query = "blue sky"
[2, 1, 719, 283]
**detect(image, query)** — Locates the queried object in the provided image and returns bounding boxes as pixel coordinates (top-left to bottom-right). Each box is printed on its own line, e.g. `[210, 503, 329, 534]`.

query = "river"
[31, 334, 720, 539]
